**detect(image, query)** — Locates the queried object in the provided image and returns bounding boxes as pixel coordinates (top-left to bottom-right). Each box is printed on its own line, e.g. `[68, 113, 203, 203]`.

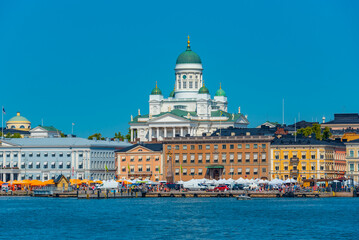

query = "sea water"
[0, 197, 358, 240]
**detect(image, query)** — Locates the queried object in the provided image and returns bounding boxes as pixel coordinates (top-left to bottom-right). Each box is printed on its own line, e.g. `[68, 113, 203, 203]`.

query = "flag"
[105, 164, 108, 172]
[72, 123, 75, 126]
[2, 107, 5, 114]
[158, 165, 161, 174]
[180, 164, 183, 174]
[127, 163, 130, 173]
[220, 111, 224, 117]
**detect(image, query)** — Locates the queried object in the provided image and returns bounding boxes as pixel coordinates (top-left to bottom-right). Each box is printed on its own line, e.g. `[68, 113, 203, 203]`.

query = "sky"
[1, 0, 358, 138]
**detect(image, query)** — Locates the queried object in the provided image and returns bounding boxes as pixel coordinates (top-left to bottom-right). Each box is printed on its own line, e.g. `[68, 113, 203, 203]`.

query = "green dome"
[215, 88, 226, 97]
[198, 85, 209, 94]
[151, 82, 162, 95]
[169, 88, 175, 98]
[7, 113, 30, 123]
[176, 46, 202, 64]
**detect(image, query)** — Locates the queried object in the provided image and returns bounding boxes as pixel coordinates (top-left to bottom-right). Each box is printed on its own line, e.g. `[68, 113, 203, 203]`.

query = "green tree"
[312, 123, 322, 140]
[88, 133, 105, 140]
[5, 133, 11, 138]
[322, 127, 332, 140]
[297, 126, 313, 137]
[125, 128, 131, 142]
[114, 132, 124, 141]
[60, 132, 66, 138]
[11, 133, 22, 138]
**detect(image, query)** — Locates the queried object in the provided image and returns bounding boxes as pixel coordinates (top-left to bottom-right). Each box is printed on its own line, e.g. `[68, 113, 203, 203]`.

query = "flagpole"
[1, 106, 3, 139]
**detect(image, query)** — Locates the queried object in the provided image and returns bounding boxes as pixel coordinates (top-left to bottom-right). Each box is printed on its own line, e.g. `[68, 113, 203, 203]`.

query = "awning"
[206, 165, 224, 169]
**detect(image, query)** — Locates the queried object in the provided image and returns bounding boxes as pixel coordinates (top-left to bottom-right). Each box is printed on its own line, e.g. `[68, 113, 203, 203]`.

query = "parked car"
[214, 185, 229, 192]
[183, 182, 206, 191]
[204, 184, 216, 191]
[231, 184, 244, 190]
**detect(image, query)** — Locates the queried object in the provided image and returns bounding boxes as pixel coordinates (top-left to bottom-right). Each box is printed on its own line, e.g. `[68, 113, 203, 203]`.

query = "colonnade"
[130, 126, 197, 142]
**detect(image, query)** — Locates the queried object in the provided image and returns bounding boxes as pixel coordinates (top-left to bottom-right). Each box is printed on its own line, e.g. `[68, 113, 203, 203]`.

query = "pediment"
[149, 113, 189, 123]
[0, 141, 20, 147]
[128, 146, 153, 153]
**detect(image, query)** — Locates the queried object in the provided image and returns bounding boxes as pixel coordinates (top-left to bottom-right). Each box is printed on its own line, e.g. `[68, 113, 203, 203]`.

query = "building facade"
[271, 136, 346, 182]
[129, 38, 249, 142]
[0, 138, 131, 182]
[115, 143, 163, 182]
[163, 135, 273, 182]
[322, 113, 359, 130]
[344, 139, 359, 183]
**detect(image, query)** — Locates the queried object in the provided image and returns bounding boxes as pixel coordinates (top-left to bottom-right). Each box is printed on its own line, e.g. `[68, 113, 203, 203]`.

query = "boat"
[237, 194, 251, 200]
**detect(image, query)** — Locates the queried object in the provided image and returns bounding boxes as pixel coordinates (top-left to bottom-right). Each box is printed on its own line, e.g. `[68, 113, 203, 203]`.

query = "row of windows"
[172, 153, 266, 164]
[0, 151, 114, 158]
[167, 144, 266, 151]
[274, 165, 324, 171]
[122, 166, 158, 172]
[121, 156, 160, 162]
[349, 163, 359, 171]
[174, 168, 267, 176]
[274, 153, 321, 160]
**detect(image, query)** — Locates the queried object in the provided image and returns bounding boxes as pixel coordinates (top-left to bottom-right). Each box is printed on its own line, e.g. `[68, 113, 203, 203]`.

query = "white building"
[130, 38, 249, 142]
[0, 137, 131, 181]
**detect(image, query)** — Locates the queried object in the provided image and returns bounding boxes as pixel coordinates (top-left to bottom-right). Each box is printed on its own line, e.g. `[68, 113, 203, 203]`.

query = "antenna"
[41, 118, 44, 126]
[282, 99, 285, 126]
[295, 118, 297, 142]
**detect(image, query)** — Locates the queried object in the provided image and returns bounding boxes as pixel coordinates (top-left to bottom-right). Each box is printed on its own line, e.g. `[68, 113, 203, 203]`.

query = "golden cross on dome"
[187, 35, 190, 47]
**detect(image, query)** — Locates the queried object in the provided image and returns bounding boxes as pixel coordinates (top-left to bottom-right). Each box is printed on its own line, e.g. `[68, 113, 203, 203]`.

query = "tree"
[297, 126, 312, 137]
[312, 123, 322, 140]
[5, 133, 11, 138]
[125, 128, 131, 142]
[88, 133, 105, 140]
[60, 132, 66, 138]
[322, 127, 332, 140]
[114, 132, 124, 141]
[11, 133, 22, 138]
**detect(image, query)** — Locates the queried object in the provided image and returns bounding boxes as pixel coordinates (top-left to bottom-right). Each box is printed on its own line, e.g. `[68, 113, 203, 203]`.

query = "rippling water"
[0, 197, 358, 240]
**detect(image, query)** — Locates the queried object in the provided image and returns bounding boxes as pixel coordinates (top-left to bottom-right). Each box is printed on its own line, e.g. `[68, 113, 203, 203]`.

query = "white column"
[188, 127, 190, 136]
[149, 128, 152, 141]
[173, 127, 176, 137]
[180, 128, 183, 136]
[164, 127, 167, 137]
[131, 129, 134, 142]
[156, 128, 159, 139]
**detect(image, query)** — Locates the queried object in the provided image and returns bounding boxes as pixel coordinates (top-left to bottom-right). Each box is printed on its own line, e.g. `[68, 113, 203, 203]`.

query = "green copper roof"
[38, 125, 59, 132]
[176, 46, 202, 64]
[198, 85, 209, 94]
[215, 88, 226, 97]
[151, 83, 162, 95]
[7, 115, 30, 123]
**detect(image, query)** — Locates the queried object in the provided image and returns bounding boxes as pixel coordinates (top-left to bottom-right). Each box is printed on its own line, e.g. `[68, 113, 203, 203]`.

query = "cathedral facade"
[129, 38, 249, 142]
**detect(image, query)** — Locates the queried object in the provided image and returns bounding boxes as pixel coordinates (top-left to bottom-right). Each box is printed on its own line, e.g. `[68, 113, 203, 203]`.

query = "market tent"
[117, 180, 133, 185]
[70, 179, 82, 185]
[44, 179, 55, 185]
[285, 178, 297, 184]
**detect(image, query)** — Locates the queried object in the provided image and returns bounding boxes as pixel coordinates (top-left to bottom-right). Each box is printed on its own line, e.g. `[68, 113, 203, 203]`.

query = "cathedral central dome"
[176, 37, 202, 64]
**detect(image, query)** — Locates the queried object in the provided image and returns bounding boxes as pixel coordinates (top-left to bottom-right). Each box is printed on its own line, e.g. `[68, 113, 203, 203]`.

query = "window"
[284, 152, 288, 159]
[21, 162, 25, 168]
[79, 153, 83, 157]
[198, 168, 203, 175]
[229, 144, 234, 149]
[175, 169, 179, 175]
[183, 145, 187, 150]
[52, 153, 55, 157]
[183, 81, 187, 88]
[206, 145, 210, 150]
[214, 145, 218, 150]
[350, 164, 354, 171]
[29, 153, 33, 157]
[237, 144, 242, 149]
[262, 144, 266, 149]
[21, 153, 25, 157]
[59, 162, 63, 169]
[167, 145, 171, 150]
[182, 155, 187, 163]
[189, 81, 193, 88]
[213, 154, 218, 163]
[183, 168, 187, 175]
[130, 166, 134, 173]
[198, 154, 203, 163]
[229, 168, 234, 175]
[237, 168, 242, 175]
[121, 157, 126, 162]
[246, 168, 250, 175]
[275, 152, 279, 160]
[349, 150, 354, 157]
[221, 153, 226, 163]
[237, 153, 242, 163]
[190, 168, 195, 175]
[302, 153, 306, 159]
[130, 157, 134, 162]
[253, 168, 258, 175]
[245, 144, 250, 149]
[122, 167, 126, 172]
[146, 157, 150, 161]
[206, 154, 210, 163]
[36, 162, 40, 169]
[302, 166, 306, 171]
[320, 165, 324, 171]
[292, 152, 297, 158]
[138, 166, 143, 172]
[222, 144, 226, 150]
[311, 164, 315, 171]
[51, 162, 56, 169]
[190, 154, 195, 163]
[67, 152, 71, 157]
[245, 153, 250, 163]
[175, 145, 179, 150]
[14, 153, 18, 157]
[230, 153, 234, 163]
[284, 165, 288, 171]
[190, 145, 195, 150]
[175, 154, 179, 163]
[253, 144, 258, 149]
[261, 153, 266, 162]
[67, 162, 71, 169]
[59, 153, 63, 157]
[311, 153, 316, 159]
[138, 157, 143, 162]
[78, 162, 83, 169]
[253, 153, 258, 163]
[155, 166, 159, 172]
[198, 145, 202, 150]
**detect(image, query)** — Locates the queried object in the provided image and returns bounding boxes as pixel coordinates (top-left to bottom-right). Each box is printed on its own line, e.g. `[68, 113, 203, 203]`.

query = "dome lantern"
[176, 36, 202, 64]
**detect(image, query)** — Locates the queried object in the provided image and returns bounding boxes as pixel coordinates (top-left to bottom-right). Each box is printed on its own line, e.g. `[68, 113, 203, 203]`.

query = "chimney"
[238, 107, 241, 114]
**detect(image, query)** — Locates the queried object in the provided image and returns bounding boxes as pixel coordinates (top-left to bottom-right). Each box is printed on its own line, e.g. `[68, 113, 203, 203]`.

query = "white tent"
[99, 180, 119, 189]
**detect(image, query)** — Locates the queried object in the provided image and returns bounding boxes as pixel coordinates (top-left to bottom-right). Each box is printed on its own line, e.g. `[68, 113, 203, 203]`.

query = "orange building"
[115, 143, 163, 182]
[163, 135, 273, 182]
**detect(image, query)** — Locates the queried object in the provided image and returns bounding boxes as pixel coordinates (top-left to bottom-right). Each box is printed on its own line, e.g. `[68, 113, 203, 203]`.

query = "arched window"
[11, 125, 15, 129]
[178, 80, 181, 89]
[20, 125, 25, 128]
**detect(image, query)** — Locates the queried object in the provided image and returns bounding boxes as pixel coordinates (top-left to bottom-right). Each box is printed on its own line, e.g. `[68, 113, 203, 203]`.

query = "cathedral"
[129, 37, 249, 142]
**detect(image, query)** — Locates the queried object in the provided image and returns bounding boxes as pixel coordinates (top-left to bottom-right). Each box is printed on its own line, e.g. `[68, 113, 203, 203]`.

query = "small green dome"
[7, 113, 30, 123]
[215, 84, 226, 97]
[176, 44, 202, 64]
[198, 85, 209, 94]
[169, 88, 175, 98]
[151, 82, 162, 95]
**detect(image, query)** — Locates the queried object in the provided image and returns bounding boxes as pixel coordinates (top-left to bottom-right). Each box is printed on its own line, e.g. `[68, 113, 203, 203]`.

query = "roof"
[176, 46, 202, 64]
[215, 87, 226, 97]
[271, 135, 345, 147]
[212, 126, 277, 137]
[151, 85, 162, 95]
[288, 121, 318, 129]
[54, 174, 69, 184]
[37, 125, 59, 132]
[0, 137, 131, 148]
[7, 113, 30, 123]
[198, 85, 209, 94]
[0, 128, 30, 135]
[116, 143, 163, 152]
[324, 113, 359, 124]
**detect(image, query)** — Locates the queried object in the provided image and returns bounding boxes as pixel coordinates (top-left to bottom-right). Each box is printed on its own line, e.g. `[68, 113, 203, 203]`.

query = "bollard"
[77, 190, 79, 198]
[136, 192, 138, 198]
[97, 190, 100, 199]
[114, 190, 116, 198]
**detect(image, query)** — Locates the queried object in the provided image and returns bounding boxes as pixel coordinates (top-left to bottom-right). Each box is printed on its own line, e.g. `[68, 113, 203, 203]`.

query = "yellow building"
[271, 136, 346, 183]
[344, 140, 359, 183]
[6, 112, 31, 130]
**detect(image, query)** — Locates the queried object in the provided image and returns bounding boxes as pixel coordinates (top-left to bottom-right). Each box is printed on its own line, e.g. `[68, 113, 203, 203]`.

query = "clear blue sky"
[1, 1, 358, 138]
